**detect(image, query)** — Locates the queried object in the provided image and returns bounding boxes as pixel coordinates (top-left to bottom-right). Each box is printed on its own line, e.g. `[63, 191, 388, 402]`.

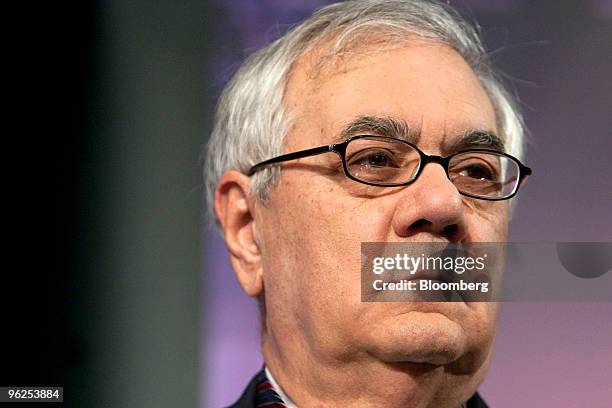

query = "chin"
[367, 310, 470, 365]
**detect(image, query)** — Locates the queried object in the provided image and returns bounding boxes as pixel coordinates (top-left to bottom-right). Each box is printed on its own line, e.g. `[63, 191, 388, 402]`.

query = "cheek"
[261, 177, 382, 316]
[276, 174, 389, 241]
[450, 301, 499, 374]
[464, 200, 509, 241]
[261, 178, 354, 269]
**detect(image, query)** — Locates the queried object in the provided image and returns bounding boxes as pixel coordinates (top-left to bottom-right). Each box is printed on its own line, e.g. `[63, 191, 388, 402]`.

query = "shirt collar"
[261, 365, 467, 408]
[265, 366, 298, 408]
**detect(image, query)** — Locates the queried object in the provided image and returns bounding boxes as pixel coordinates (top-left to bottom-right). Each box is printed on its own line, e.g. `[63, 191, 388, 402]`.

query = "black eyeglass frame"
[247, 135, 532, 201]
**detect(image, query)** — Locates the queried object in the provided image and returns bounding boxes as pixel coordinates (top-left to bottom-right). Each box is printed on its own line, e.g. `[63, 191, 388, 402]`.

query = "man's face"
[253, 39, 506, 389]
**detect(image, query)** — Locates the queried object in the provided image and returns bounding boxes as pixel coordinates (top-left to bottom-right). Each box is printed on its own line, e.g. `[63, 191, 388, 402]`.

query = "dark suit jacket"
[228, 370, 489, 408]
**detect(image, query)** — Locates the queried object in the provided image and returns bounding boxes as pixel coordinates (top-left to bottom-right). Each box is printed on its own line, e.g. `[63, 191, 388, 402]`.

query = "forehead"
[283, 39, 498, 153]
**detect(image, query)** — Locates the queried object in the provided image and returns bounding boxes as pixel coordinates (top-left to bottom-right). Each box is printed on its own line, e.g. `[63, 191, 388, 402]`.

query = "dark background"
[5, 1, 204, 406]
[5, 0, 99, 394]
[4, 1, 611, 407]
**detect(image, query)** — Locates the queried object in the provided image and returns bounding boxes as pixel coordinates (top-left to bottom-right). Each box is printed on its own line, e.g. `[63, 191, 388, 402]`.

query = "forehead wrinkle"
[334, 115, 422, 144]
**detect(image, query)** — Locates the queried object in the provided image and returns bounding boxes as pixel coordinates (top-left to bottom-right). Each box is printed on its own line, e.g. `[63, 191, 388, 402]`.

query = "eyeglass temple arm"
[518, 165, 532, 189]
[247, 145, 332, 176]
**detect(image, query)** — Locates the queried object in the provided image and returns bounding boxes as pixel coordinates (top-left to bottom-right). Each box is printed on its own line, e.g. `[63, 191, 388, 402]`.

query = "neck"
[261, 331, 480, 408]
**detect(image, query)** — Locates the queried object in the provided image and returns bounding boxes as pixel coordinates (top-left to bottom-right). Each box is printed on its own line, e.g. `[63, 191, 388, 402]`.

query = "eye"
[349, 149, 399, 168]
[364, 152, 391, 167]
[459, 164, 494, 180]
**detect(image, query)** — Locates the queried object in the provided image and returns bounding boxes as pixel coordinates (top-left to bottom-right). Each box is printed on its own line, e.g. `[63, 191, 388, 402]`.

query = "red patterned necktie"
[254, 370, 288, 408]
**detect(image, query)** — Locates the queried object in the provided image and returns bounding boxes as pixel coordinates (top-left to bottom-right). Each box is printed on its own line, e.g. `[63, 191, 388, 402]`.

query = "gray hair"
[204, 0, 525, 225]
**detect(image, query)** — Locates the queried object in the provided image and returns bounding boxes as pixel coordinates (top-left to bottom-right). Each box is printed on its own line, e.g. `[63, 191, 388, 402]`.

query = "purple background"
[202, 1, 612, 406]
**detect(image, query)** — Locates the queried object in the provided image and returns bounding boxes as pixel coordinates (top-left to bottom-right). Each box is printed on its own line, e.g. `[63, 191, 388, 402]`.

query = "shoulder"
[467, 392, 489, 408]
[225, 370, 264, 408]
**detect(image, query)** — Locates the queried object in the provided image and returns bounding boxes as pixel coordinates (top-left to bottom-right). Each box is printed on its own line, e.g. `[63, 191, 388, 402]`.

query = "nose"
[391, 163, 467, 241]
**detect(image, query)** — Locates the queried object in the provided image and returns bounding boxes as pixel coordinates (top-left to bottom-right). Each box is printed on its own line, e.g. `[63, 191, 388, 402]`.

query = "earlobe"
[215, 171, 264, 297]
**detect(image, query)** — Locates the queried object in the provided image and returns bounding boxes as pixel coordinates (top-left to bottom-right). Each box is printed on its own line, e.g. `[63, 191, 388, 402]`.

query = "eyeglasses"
[248, 135, 532, 201]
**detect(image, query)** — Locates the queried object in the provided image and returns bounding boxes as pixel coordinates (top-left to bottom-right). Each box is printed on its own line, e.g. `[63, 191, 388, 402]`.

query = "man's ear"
[214, 170, 264, 297]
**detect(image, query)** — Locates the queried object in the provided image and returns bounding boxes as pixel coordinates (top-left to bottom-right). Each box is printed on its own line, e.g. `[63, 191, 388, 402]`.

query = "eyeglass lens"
[344, 137, 520, 198]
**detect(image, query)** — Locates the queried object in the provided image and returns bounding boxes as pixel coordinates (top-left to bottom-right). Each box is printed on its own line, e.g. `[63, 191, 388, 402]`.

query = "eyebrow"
[332, 115, 504, 153]
[333, 115, 421, 144]
[447, 130, 505, 153]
